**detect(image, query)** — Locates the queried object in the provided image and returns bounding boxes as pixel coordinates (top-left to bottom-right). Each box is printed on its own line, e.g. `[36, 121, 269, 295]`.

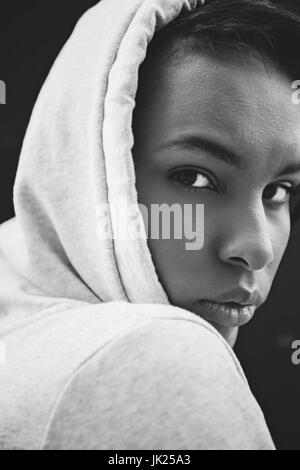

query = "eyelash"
[169, 167, 217, 193]
[169, 167, 300, 206]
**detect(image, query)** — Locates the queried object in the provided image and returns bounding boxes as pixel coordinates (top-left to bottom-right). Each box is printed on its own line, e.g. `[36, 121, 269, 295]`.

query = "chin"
[212, 324, 239, 348]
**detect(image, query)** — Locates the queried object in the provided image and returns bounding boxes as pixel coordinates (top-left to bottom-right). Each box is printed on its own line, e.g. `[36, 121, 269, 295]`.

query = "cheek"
[146, 236, 210, 304]
[268, 220, 291, 275]
[274, 231, 290, 261]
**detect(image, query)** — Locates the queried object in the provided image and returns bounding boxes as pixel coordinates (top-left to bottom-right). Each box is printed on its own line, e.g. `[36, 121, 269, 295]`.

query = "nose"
[218, 205, 274, 272]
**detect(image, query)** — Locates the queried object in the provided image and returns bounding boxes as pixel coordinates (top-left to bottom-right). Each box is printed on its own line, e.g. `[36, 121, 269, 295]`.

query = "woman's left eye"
[169, 169, 216, 192]
[263, 184, 293, 204]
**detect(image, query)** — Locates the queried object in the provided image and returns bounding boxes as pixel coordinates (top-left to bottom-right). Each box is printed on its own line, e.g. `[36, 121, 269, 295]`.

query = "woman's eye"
[170, 169, 216, 192]
[169, 171, 297, 207]
[263, 184, 293, 205]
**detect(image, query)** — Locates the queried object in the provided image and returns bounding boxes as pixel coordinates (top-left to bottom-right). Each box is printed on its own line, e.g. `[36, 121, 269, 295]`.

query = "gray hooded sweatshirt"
[0, 0, 275, 450]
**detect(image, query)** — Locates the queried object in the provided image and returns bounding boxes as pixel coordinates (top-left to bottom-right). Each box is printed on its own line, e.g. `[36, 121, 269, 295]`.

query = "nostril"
[229, 256, 249, 266]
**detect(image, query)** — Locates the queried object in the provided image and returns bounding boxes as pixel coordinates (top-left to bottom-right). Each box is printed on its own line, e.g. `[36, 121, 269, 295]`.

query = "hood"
[3, 0, 200, 306]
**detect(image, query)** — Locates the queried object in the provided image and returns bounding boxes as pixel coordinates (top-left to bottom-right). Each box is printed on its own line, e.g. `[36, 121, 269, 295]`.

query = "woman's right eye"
[170, 169, 216, 192]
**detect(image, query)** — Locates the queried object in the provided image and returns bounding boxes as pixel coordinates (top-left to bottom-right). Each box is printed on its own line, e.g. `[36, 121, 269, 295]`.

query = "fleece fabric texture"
[0, 0, 275, 450]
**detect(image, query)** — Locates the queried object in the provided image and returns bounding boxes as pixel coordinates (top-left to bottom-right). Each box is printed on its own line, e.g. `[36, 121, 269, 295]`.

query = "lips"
[197, 299, 257, 327]
[210, 286, 262, 307]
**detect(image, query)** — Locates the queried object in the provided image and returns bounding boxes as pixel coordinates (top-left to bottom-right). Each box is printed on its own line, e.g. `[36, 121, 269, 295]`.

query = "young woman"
[0, 0, 299, 450]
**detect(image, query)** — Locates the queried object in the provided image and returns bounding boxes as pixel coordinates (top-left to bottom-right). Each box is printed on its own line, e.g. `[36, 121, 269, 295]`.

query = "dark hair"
[134, 0, 300, 226]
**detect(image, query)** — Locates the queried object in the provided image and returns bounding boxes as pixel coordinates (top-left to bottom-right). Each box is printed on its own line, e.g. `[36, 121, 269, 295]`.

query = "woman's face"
[132, 51, 300, 347]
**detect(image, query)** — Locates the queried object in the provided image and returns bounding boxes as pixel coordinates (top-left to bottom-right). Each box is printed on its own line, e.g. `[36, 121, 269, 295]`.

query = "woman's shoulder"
[42, 306, 276, 450]
[105, 301, 247, 383]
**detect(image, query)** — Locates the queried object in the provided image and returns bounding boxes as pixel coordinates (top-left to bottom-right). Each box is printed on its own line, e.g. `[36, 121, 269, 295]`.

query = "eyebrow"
[156, 134, 300, 176]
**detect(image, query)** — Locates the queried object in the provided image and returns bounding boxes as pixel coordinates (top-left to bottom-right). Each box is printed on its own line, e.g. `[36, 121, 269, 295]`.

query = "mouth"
[197, 299, 256, 327]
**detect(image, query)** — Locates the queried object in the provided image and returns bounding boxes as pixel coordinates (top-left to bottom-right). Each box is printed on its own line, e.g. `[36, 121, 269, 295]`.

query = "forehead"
[136, 52, 300, 164]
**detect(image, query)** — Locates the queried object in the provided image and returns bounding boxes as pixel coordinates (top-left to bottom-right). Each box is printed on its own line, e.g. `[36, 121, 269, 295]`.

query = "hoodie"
[0, 0, 275, 450]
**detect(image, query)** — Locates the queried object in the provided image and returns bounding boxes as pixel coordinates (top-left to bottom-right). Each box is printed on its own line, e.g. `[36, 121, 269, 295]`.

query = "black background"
[0, 0, 299, 450]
